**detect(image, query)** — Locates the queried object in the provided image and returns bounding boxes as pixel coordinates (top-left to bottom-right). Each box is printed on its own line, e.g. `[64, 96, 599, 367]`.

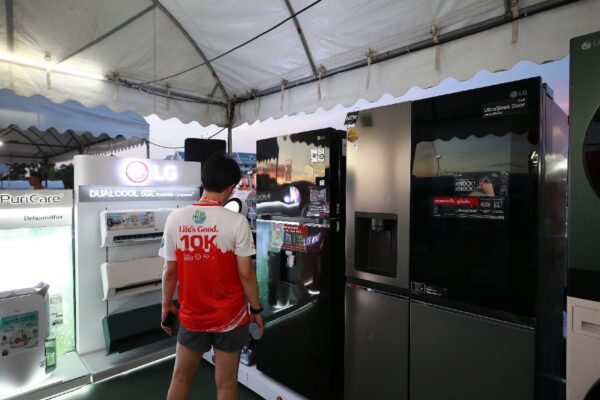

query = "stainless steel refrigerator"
[255, 128, 345, 399]
[344, 102, 412, 400]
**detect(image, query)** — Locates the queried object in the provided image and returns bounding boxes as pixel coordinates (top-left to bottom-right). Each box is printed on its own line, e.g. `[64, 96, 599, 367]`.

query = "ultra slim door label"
[482, 97, 527, 118]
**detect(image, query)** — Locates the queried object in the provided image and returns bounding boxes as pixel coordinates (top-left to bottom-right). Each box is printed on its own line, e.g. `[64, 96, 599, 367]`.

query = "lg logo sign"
[581, 40, 600, 51]
[125, 161, 177, 183]
[510, 90, 527, 98]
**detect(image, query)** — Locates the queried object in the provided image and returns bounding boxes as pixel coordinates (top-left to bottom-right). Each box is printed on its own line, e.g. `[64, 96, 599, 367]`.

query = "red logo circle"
[125, 161, 149, 183]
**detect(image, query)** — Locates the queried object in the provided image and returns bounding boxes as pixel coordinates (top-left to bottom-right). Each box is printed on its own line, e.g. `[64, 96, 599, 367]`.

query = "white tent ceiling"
[0, 0, 598, 128]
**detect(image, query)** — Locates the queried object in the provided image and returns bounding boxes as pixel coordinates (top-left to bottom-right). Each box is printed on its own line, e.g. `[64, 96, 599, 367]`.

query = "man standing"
[160, 154, 264, 400]
[28, 172, 45, 190]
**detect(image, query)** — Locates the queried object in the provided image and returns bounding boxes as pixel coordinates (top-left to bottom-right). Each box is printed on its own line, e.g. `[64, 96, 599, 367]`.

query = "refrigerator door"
[256, 128, 343, 219]
[345, 283, 409, 400]
[255, 219, 341, 398]
[345, 102, 412, 290]
[410, 78, 541, 322]
[410, 300, 535, 400]
[255, 219, 331, 319]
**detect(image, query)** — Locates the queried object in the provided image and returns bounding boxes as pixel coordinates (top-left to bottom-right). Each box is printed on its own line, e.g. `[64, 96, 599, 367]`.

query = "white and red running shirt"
[159, 198, 256, 332]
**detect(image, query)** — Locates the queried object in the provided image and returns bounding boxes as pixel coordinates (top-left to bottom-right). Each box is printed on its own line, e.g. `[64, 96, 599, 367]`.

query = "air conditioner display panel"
[105, 211, 155, 231]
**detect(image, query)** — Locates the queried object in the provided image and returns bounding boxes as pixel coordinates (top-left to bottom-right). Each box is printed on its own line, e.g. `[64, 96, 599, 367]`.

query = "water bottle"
[249, 322, 262, 340]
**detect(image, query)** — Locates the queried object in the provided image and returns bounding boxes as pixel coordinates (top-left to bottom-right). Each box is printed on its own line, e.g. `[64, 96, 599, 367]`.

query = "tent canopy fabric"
[0, 0, 598, 128]
[0, 89, 149, 163]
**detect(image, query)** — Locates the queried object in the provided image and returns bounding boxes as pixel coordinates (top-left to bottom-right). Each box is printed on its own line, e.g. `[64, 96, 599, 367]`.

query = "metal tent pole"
[227, 102, 234, 157]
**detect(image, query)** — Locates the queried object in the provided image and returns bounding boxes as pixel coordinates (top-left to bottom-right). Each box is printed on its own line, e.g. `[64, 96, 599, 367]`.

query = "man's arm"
[161, 260, 179, 335]
[237, 255, 264, 331]
[237, 256, 260, 309]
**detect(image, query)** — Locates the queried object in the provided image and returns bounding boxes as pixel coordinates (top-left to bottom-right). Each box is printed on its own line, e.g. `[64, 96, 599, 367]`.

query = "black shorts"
[177, 323, 249, 353]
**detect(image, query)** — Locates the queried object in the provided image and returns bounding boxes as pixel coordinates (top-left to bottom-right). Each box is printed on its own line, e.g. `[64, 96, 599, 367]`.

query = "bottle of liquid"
[249, 322, 263, 340]
[45, 337, 56, 372]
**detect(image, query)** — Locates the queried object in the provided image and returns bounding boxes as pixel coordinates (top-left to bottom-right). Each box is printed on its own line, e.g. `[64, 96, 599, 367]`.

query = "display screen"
[0, 226, 75, 355]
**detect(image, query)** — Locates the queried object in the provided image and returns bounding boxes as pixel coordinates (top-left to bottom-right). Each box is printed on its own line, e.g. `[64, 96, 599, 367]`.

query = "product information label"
[344, 111, 359, 126]
[105, 211, 155, 231]
[307, 186, 329, 217]
[431, 196, 507, 220]
[410, 281, 448, 297]
[0, 207, 73, 228]
[49, 294, 64, 326]
[0, 311, 39, 357]
[431, 171, 509, 221]
[79, 186, 200, 202]
[271, 224, 309, 252]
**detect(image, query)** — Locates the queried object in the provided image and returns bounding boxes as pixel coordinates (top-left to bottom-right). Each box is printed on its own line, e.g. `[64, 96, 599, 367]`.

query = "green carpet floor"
[55, 359, 263, 400]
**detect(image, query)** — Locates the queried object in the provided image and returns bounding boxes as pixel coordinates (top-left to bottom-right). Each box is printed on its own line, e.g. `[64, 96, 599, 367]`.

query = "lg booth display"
[73, 155, 201, 379]
[567, 30, 600, 400]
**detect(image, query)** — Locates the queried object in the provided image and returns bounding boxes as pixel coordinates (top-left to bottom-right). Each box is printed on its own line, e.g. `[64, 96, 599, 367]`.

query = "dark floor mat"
[54, 359, 263, 399]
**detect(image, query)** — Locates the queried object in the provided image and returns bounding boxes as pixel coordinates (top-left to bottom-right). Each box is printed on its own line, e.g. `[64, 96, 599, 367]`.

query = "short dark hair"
[201, 154, 241, 192]
[29, 171, 43, 180]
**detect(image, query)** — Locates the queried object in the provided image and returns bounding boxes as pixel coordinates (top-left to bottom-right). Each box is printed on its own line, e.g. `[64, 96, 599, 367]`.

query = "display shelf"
[80, 340, 176, 383]
[0, 352, 90, 400]
[202, 351, 306, 400]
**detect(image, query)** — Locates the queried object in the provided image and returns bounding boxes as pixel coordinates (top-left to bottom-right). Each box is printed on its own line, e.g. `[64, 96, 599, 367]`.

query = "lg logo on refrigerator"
[581, 40, 600, 51]
[125, 161, 177, 183]
[510, 90, 528, 98]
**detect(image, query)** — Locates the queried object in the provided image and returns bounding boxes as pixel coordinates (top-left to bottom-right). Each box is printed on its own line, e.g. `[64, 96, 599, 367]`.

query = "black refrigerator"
[409, 77, 568, 400]
[255, 128, 345, 399]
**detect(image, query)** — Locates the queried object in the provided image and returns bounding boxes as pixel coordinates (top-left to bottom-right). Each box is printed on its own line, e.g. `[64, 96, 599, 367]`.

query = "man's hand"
[250, 313, 265, 335]
[161, 302, 179, 336]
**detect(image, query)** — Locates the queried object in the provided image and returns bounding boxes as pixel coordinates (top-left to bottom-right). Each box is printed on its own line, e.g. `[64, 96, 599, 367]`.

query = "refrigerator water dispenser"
[354, 212, 397, 278]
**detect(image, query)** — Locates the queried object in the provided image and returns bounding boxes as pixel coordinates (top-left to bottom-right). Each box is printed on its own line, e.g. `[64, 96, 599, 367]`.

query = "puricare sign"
[0, 190, 73, 209]
[0, 190, 73, 228]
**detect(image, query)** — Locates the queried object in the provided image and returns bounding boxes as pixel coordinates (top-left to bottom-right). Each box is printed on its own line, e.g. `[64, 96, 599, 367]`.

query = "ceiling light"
[0, 52, 105, 81]
[0, 141, 4, 146]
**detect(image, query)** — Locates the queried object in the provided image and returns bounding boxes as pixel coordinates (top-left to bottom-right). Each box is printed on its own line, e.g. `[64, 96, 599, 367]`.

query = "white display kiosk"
[73, 155, 202, 381]
[0, 190, 90, 400]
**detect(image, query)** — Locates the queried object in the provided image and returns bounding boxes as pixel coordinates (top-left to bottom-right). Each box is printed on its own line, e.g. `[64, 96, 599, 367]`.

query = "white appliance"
[100, 257, 164, 300]
[99, 208, 173, 247]
[567, 297, 600, 400]
[0, 283, 49, 392]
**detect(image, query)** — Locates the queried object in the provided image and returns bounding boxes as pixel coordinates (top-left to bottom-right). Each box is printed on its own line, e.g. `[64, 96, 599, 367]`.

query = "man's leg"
[214, 348, 241, 400]
[167, 343, 203, 400]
